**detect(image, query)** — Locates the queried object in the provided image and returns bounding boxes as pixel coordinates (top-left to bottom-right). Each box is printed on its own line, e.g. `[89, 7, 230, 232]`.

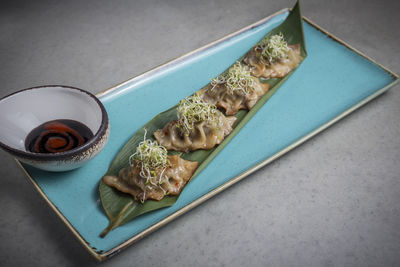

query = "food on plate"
[244, 33, 302, 78]
[198, 61, 270, 115]
[154, 94, 236, 152]
[102, 132, 198, 202]
[99, 2, 307, 238]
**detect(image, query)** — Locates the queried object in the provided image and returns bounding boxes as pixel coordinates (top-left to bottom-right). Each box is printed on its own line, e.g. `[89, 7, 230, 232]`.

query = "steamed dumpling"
[154, 94, 237, 152]
[102, 155, 198, 202]
[198, 61, 270, 115]
[244, 43, 302, 78]
[154, 110, 236, 152]
[198, 77, 270, 115]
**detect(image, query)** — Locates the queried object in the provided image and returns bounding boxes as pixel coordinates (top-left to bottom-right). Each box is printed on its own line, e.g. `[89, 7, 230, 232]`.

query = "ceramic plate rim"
[14, 9, 399, 261]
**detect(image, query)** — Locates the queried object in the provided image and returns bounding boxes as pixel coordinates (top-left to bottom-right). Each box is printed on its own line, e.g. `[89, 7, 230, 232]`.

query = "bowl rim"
[0, 85, 109, 161]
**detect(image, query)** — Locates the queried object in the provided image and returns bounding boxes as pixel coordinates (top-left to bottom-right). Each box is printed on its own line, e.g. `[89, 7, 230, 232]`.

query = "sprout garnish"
[129, 129, 169, 185]
[258, 33, 289, 64]
[210, 61, 254, 95]
[177, 93, 219, 133]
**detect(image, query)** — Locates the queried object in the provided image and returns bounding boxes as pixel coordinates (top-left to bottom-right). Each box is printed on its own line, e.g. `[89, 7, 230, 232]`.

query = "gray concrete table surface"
[1, 0, 399, 266]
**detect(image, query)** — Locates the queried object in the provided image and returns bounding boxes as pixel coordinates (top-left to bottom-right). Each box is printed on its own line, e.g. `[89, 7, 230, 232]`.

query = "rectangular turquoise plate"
[20, 9, 398, 261]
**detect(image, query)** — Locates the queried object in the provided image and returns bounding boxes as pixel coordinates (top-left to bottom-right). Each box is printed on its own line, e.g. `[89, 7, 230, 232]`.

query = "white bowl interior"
[0, 86, 103, 151]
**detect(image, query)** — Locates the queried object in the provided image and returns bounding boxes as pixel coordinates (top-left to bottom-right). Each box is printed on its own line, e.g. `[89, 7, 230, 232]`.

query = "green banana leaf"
[99, 0, 307, 237]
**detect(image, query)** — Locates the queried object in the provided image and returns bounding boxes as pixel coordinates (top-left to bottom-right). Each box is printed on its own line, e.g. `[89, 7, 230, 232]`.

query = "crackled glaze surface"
[1, 1, 399, 266]
[19, 15, 397, 256]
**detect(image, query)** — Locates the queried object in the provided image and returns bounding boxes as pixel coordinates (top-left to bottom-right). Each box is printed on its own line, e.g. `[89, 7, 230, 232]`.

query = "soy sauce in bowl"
[25, 119, 94, 154]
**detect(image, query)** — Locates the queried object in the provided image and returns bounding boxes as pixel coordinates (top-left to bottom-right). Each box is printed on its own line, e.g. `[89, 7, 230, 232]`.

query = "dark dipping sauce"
[25, 119, 94, 154]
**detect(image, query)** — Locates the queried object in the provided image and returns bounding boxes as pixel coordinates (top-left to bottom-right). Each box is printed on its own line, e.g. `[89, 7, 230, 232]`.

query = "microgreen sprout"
[258, 33, 289, 64]
[129, 129, 169, 184]
[177, 93, 219, 133]
[210, 61, 254, 95]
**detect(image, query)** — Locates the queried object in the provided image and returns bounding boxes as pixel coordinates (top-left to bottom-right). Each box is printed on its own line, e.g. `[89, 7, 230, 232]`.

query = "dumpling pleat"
[243, 43, 302, 79]
[154, 110, 236, 152]
[102, 155, 198, 202]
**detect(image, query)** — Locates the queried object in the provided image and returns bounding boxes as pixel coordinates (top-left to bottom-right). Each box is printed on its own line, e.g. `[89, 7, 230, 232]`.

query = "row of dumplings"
[102, 34, 303, 202]
[155, 34, 302, 152]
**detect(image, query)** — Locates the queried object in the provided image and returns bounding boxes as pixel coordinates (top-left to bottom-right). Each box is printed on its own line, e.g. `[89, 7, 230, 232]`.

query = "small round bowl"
[0, 85, 109, 172]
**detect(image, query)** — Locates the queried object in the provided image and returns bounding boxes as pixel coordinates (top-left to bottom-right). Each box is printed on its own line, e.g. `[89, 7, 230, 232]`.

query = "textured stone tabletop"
[1, 0, 399, 266]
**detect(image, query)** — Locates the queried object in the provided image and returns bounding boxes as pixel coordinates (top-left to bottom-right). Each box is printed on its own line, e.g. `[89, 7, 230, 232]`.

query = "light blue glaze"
[23, 11, 396, 253]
